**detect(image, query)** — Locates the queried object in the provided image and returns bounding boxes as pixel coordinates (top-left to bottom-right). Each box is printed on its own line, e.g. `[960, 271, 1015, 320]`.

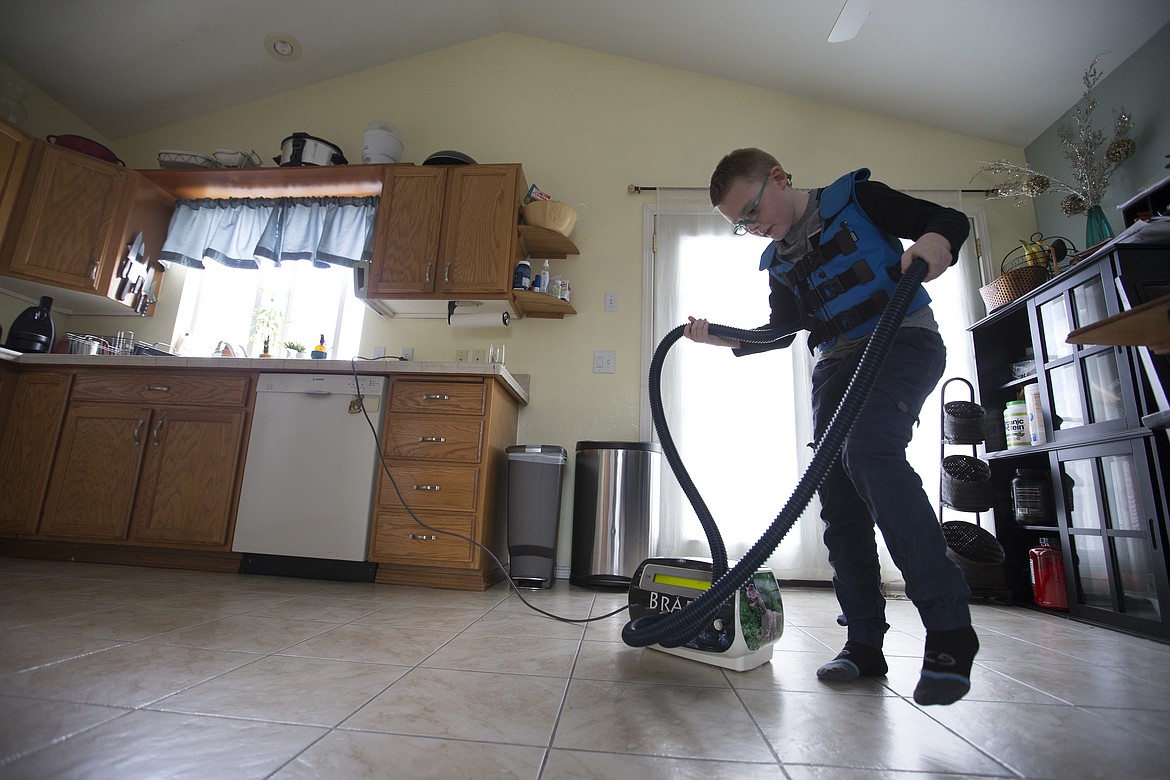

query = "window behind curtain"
[174, 260, 364, 359]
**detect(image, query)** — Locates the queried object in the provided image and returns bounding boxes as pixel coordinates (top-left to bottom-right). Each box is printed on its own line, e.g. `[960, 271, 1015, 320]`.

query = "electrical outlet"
[471, 349, 485, 363]
[400, 347, 413, 361]
[604, 291, 618, 312]
[456, 349, 469, 362]
[593, 350, 616, 374]
[371, 346, 386, 359]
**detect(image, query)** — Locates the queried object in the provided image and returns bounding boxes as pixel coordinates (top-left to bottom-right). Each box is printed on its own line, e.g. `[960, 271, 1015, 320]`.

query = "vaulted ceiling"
[2, 0, 1167, 147]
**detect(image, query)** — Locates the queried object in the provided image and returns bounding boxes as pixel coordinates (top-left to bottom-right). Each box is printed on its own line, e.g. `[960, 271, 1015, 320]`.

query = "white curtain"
[160, 196, 379, 270]
[644, 188, 984, 588]
[646, 188, 830, 581]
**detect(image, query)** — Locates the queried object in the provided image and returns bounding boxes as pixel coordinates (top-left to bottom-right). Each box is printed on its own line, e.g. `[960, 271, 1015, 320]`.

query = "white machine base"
[646, 642, 774, 672]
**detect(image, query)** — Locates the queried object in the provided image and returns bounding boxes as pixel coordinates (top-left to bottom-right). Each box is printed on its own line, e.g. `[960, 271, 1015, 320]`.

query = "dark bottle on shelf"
[1012, 468, 1053, 526]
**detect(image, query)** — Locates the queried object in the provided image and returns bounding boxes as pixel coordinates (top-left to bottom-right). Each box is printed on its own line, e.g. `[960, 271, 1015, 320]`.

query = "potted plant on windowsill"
[283, 340, 307, 358]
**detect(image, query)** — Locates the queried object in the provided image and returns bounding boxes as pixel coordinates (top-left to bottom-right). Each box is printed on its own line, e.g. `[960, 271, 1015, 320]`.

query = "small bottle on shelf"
[312, 334, 328, 360]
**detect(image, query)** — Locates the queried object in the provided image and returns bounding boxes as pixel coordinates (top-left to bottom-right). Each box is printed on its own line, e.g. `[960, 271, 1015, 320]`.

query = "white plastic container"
[1004, 401, 1030, 449]
[1024, 383, 1047, 445]
[361, 121, 404, 163]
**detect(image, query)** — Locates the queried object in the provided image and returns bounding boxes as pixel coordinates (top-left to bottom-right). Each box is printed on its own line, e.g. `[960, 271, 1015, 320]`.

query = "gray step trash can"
[571, 441, 661, 589]
[506, 445, 567, 589]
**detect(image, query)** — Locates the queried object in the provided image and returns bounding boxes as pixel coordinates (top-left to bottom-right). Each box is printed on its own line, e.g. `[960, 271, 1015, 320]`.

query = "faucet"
[214, 341, 237, 357]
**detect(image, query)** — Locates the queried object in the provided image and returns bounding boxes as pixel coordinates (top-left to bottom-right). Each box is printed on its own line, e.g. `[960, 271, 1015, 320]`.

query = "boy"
[685, 148, 978, 705]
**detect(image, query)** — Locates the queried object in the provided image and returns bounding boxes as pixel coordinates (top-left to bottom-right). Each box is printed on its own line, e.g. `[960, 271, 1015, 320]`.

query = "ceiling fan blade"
[828, 0, 876, 42]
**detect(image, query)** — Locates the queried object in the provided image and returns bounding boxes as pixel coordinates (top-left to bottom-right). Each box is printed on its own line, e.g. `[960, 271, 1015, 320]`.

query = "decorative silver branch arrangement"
[975, 57, 1136, 217]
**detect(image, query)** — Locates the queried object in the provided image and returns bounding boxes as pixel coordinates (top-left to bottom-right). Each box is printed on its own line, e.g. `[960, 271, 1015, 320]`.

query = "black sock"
[816, 640, 888, 681]
[914, 626, 979, 705]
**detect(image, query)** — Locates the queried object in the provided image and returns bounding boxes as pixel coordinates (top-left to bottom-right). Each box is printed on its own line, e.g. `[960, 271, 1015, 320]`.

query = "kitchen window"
[160, 196, 376, 358]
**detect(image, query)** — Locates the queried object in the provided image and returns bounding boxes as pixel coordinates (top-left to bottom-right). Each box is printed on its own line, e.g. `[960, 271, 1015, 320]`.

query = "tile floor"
[1, 556, 1168, 779]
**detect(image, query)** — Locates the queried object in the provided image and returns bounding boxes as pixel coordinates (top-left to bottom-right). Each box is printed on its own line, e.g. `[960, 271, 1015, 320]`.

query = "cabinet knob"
[418, 436, 446, 443]
[412, 484, 441, 491]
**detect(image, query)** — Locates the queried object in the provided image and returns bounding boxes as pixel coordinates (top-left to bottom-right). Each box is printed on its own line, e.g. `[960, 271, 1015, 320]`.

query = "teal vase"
[1085, 204, 1114, 247]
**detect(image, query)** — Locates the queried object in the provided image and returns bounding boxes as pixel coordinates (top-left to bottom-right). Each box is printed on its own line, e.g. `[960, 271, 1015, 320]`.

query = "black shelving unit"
[970, 244, 1170, 639]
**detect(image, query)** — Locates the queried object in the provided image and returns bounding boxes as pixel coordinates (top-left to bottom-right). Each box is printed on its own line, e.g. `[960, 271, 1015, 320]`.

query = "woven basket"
[979, 265, 1050, 312]
[943, 401, 986, 444]
[942, 521, 1007, 591]
[940, 455, 993, 512]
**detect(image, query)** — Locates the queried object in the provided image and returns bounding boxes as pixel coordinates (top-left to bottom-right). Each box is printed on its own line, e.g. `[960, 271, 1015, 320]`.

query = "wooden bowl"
[522, 200, 577, 237]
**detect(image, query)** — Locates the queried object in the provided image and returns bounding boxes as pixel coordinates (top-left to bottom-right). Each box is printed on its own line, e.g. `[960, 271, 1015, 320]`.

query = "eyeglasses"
[732, 177, 769, 235]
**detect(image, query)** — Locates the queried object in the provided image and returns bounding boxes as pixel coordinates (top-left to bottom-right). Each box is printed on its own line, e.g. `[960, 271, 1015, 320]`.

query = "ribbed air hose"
[622, 259, 928, 649]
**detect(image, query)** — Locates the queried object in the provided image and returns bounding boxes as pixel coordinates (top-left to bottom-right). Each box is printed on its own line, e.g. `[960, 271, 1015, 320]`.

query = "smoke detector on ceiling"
[265, 33, 302, 62]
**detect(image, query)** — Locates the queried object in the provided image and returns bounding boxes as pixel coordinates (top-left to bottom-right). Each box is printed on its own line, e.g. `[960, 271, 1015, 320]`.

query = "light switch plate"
[593, 350, 616, 374]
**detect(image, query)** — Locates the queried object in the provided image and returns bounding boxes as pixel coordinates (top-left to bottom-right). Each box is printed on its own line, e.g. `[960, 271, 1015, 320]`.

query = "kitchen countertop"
[0, 350, 530, 404]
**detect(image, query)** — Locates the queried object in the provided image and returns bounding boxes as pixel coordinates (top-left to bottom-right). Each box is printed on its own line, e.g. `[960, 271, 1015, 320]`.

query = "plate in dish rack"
[157, 150, 219, 169]
[212, 149, 262, 168]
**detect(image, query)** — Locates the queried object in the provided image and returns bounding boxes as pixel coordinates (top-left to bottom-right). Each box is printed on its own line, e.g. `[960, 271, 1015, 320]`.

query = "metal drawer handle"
[144, 385, 170, 392]
[412, 484, 441, 491]
[407, 533, 437, 541]
[133, 419, 145, 445]
[419, 436, 446, 443]
[425, 261, 432, 285]
[152, 420, 164, 446]
[423, 394, 450, 401]
[444, 262, 450, 283]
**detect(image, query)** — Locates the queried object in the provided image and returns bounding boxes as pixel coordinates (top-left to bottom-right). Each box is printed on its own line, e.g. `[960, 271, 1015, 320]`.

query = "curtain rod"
[628, 184, 994, 195]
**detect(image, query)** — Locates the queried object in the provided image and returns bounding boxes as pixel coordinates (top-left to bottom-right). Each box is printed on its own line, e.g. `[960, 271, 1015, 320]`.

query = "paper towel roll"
[449, 310, 510, 328]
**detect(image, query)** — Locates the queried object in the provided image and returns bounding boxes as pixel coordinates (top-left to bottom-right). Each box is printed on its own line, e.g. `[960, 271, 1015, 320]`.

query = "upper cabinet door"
[437, 164, 521, 296]
[0, 120, 33, 243]
[369, 165, 446, 295]
[5, 142, 128, 292]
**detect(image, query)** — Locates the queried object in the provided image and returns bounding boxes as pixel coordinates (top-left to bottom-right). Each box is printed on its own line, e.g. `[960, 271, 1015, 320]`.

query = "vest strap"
[802, 258, 876, 309]
[807, 289, 890, 349]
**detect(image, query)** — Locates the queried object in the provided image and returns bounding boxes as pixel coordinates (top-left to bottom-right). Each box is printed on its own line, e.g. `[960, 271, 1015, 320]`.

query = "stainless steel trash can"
[570, 441, 661, 589]
[506, 445, 567, 589]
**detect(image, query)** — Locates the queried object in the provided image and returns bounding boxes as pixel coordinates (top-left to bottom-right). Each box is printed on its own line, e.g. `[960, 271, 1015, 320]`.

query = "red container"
[1029, 544, 1069, 611]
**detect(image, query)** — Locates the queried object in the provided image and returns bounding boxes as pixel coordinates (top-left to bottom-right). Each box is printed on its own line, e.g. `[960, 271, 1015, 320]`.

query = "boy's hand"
[901, 232, 954, 282]
[684, 317, 742, 349]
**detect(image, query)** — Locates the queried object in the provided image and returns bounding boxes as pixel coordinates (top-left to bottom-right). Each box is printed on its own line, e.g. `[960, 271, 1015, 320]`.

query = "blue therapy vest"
[759, 168, 931, 350]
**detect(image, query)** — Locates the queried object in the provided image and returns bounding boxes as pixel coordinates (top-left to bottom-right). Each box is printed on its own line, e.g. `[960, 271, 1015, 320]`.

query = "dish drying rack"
[66, 332, 123, 355]
[157, 149, 262, 170]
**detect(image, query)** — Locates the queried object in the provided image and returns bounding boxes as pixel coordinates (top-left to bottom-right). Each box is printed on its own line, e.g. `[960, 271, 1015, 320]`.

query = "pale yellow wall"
[7, 35, 1037, 567]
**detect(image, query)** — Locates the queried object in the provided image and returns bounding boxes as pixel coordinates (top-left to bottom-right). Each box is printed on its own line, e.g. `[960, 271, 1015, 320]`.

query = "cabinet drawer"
[382, 416, 483, 461]
[71, 372, 251, 407]
[378, 463, 478, 512]
[389, 380, 485, 415]
[370, 509, 474, 565]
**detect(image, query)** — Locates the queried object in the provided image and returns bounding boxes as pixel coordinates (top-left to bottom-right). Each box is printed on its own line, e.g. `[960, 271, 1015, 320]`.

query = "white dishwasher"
[233, 373, 386, 579]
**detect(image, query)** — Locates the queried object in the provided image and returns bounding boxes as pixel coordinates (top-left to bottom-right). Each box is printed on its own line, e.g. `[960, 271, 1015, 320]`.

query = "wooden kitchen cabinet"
[369, 375, 519, 590]
[0, 119, 33, 246]
[0, 134, 174, 315]
[1, 139, 129, 293]
[365, 164, 526, 301]
[0, 369, 72, 535]
[38, 370, 251, 548]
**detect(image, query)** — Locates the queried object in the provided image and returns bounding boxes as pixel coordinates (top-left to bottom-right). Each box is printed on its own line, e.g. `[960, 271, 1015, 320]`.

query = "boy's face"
[715, 166, 794, 240]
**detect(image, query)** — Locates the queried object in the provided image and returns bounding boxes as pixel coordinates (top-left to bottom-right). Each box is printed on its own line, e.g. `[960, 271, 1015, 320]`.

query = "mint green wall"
[1025, 22, 1170, 244]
